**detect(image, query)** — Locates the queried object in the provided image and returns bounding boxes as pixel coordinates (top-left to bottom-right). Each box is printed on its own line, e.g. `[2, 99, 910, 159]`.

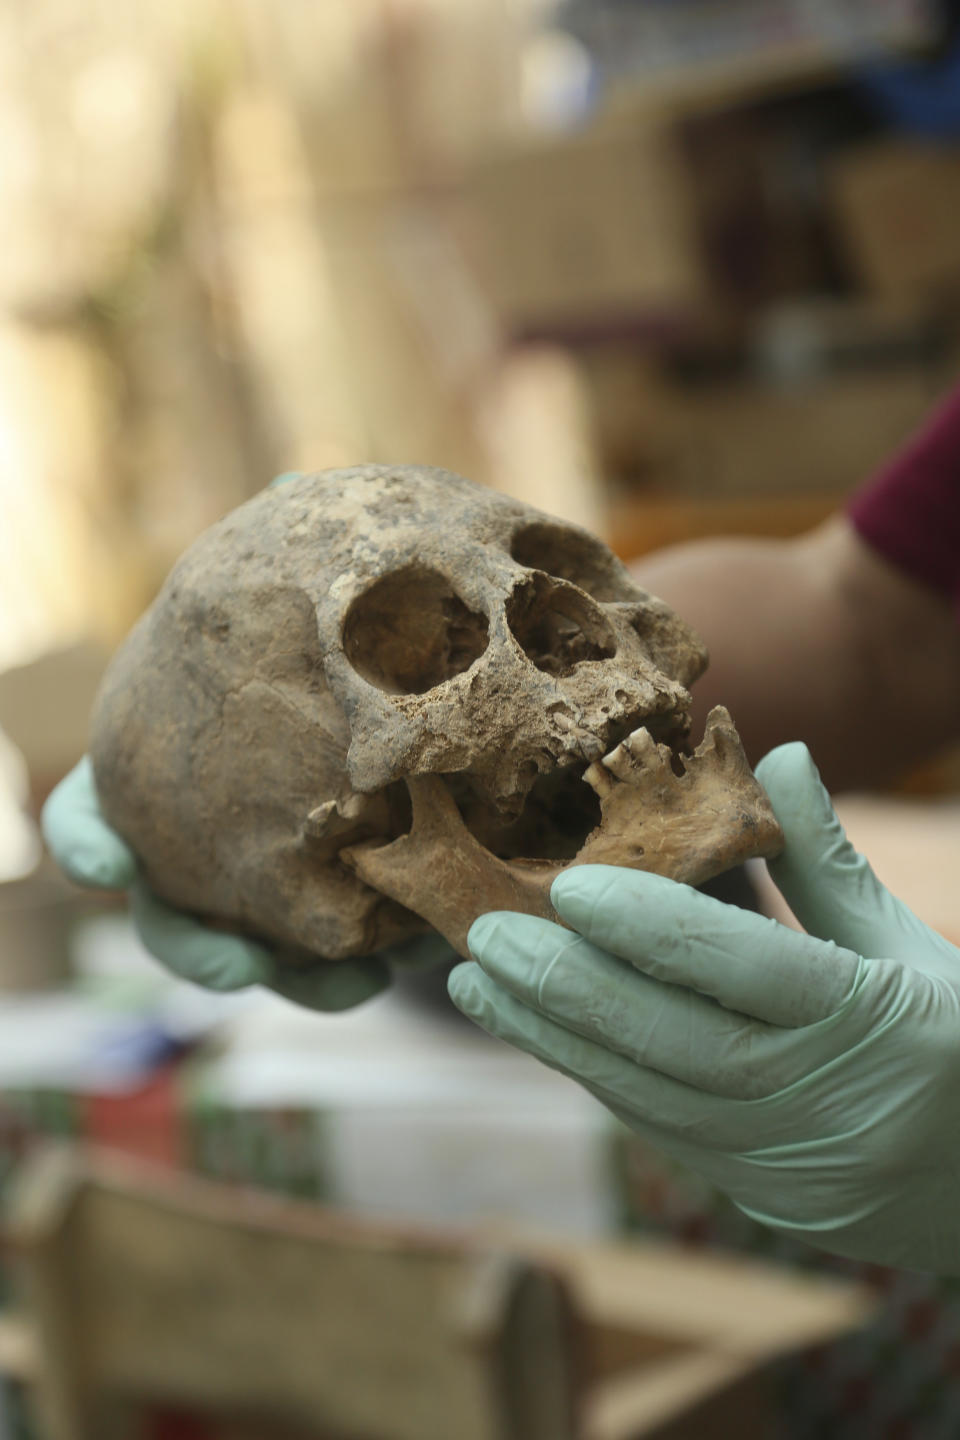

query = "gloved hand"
[41, 471, 449, 1011]
[450, 742, 960, 1275]
[42, 755, 433, 1008]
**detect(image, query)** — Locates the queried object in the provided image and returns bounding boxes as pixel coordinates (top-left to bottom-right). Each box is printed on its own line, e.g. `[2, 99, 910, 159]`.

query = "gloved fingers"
[269, 471, 304, 487]
[579, 1104, 873, 1251]
[448, 962, 726, 1143]
[449, 962, 875, 1157]
[130, 881, 272, 991]
[268, 935, 446, 1011]
[757, 743, 937, 962]
[266, 953, 392, 1011]
[548, 867, 861, 1028]
[374, 932, 457, 973]
[135, 879, 393, 1007]
[467, 912, 829, 1099]
[41, 757, 138, 890]
[267, 934, 442, 1010]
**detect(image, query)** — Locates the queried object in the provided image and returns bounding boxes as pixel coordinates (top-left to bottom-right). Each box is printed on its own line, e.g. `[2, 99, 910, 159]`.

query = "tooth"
[601, 739, 640, 782]
[602, 726, 672, 783]
[583, 759, 614, 798]
[627, 727, 669, 766]
[304, 789, 384, 838]
[304, 800, 338, 839]
[692, 706, 739, 770]
[337, 793, 367, 820]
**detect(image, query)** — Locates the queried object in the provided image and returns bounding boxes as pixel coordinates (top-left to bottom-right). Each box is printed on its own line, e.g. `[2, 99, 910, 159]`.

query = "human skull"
[90, 465, 781, 961]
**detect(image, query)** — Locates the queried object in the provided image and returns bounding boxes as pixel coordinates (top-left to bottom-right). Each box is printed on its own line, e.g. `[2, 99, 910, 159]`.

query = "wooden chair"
[1, 1145, 581, 1440]
[1, 1144, 877, 1440]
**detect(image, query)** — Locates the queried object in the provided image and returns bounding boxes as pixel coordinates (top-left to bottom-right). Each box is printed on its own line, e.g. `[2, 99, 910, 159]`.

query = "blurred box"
[830, 141, 960, 300]
[586, 356, 946, 499]
[0, 866, 81, 993]
[466, 67, 859, 338]
[0, 641, 109, 800]
[465, 115, 707, 335]
[648, 369, 943, 496]
[560, 0, 934, 87]
[609, 492, 840, 561]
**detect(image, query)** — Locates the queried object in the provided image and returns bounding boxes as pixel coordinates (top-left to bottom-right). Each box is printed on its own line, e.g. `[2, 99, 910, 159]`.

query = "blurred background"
[1, 1, 960, 1437]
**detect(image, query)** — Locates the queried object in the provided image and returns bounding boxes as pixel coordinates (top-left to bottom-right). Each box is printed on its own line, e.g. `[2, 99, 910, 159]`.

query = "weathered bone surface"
[90, 465, 783, 962]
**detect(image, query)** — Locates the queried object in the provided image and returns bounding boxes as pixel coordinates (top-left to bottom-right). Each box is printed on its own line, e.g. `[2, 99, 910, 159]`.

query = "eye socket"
[507, 573, 616, 678]
[510, 521, 635, 603]
[343, 567, 489, 695]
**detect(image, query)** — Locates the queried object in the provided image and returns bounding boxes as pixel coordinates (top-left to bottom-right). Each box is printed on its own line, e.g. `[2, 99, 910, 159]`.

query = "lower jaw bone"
[343, 706, 784, 959]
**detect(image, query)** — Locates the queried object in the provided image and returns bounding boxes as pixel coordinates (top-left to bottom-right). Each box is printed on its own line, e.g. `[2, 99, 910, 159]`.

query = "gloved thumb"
[756, 742, 931, 961]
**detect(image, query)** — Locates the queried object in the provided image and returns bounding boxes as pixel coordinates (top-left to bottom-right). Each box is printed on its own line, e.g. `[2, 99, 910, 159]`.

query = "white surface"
[202, 985, 619, 1235]
[0, 990, 165, 1092]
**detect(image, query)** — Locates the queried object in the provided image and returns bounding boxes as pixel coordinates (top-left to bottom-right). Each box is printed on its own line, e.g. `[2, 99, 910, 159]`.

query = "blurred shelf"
[609, 493, 839, 559]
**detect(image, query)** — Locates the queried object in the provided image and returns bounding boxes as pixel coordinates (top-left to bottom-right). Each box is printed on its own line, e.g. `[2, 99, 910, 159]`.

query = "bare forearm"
[631, 516, 960, 792]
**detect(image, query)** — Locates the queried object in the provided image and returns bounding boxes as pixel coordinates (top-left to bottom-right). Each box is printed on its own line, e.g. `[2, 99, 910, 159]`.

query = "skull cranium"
[90, 465, 781, 961]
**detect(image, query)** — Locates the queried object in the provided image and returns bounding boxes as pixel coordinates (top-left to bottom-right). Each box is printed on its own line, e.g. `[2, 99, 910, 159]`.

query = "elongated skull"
[90, 465, 781, 961]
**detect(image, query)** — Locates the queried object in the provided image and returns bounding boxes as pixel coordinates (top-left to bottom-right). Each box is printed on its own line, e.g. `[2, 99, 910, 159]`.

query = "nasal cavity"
[506, 574, 616, 678]
[343, 566, 489, 694]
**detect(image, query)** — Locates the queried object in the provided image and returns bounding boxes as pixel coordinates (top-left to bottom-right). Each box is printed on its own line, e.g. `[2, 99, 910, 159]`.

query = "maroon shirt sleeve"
[847, 384, 960, 610]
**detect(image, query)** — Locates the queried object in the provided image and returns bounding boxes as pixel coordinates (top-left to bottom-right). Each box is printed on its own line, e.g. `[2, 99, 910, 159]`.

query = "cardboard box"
[465, 116, 707, 334]
[653, 369, 944, 497]
[586, 360, 947, 500]
[463, 38, 911, 336]
[830, 141, 960, 300]
[0, 641, 109, 798]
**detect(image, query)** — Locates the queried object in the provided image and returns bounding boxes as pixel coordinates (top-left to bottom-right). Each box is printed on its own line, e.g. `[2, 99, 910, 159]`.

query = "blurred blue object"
[554, 0, 940, 75]
[858, 38, 960, 136]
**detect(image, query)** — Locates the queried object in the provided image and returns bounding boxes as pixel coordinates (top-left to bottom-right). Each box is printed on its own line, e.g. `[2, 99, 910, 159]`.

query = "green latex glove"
[41, 472, 449, 1011]
[450, 742, 960, 1275]
[41, 756, 409, 1008]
